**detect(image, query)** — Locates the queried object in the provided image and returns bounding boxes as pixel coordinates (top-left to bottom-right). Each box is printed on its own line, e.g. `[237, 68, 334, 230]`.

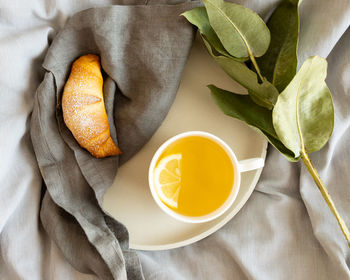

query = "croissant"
[62, 54, 122, 158]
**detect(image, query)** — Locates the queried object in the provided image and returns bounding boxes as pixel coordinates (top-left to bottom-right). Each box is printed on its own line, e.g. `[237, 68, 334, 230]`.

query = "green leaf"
[257, 0, 299, 92]
[202, 0, 270, 58]
[202, 35, 279, 109]
[182, 7, 248, 62]
[181, 7, 230, 58]
[272, 56, 334, 158]
[209, 85, 297, 161]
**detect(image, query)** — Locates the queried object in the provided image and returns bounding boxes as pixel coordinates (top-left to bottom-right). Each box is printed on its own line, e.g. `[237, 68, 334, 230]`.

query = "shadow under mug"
[148, 131, 265, 223]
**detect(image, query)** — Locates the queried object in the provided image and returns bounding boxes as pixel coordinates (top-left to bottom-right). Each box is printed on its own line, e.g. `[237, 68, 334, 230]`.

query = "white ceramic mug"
[148, 131, 264, 223]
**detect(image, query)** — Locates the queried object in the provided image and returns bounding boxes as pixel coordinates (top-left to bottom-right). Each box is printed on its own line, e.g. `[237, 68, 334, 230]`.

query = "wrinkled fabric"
[1, 0, 199, 279]
[0, 0, 349, 280]
[29, 1, 198, 280]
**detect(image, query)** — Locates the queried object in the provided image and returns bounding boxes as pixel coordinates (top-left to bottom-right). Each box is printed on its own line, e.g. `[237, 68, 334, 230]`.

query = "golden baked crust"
[62, 54, 122, 158]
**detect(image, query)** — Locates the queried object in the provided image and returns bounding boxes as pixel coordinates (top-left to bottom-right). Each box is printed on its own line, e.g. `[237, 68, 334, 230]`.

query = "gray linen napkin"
[30, 1, 200, 279]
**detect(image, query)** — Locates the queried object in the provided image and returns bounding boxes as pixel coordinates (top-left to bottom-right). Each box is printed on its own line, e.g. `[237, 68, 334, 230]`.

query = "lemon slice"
[154, 154, 182, 208]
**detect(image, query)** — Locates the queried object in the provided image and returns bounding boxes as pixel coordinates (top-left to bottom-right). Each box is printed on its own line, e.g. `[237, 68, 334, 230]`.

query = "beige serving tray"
[103, 35, 267, 251]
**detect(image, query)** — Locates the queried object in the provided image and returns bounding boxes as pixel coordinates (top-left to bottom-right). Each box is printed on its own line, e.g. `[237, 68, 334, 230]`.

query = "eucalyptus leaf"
[202, 0, 270, 58]
[273, 56, 334, 158]
[202, 35, 279, 109]
[209, 85, 296, 161]
[257, 0, 299, 92]
[182, 7, 248, 61]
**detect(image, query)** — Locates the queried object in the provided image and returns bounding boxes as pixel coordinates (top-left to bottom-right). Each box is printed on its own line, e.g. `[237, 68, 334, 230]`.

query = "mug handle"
[238, 158, 265, 173]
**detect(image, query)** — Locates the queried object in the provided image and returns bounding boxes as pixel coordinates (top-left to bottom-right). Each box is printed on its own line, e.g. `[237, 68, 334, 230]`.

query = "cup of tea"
[148, 131, 264, 223]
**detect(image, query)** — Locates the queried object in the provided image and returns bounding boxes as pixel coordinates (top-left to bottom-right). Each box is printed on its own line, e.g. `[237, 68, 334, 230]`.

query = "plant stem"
[249, 52, 264, 82]
[301, 150, 350, 248]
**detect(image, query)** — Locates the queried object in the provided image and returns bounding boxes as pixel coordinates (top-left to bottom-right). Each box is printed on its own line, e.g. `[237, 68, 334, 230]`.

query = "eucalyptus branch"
[183, 0, 349, 247]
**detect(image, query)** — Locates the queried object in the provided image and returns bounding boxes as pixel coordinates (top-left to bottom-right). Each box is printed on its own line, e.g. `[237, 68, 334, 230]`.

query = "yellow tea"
[153, 136, 234, 217]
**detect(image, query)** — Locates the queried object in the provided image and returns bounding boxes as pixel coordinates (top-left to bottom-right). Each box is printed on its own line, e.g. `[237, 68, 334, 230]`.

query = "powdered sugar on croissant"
[62, 54, 122, 158]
